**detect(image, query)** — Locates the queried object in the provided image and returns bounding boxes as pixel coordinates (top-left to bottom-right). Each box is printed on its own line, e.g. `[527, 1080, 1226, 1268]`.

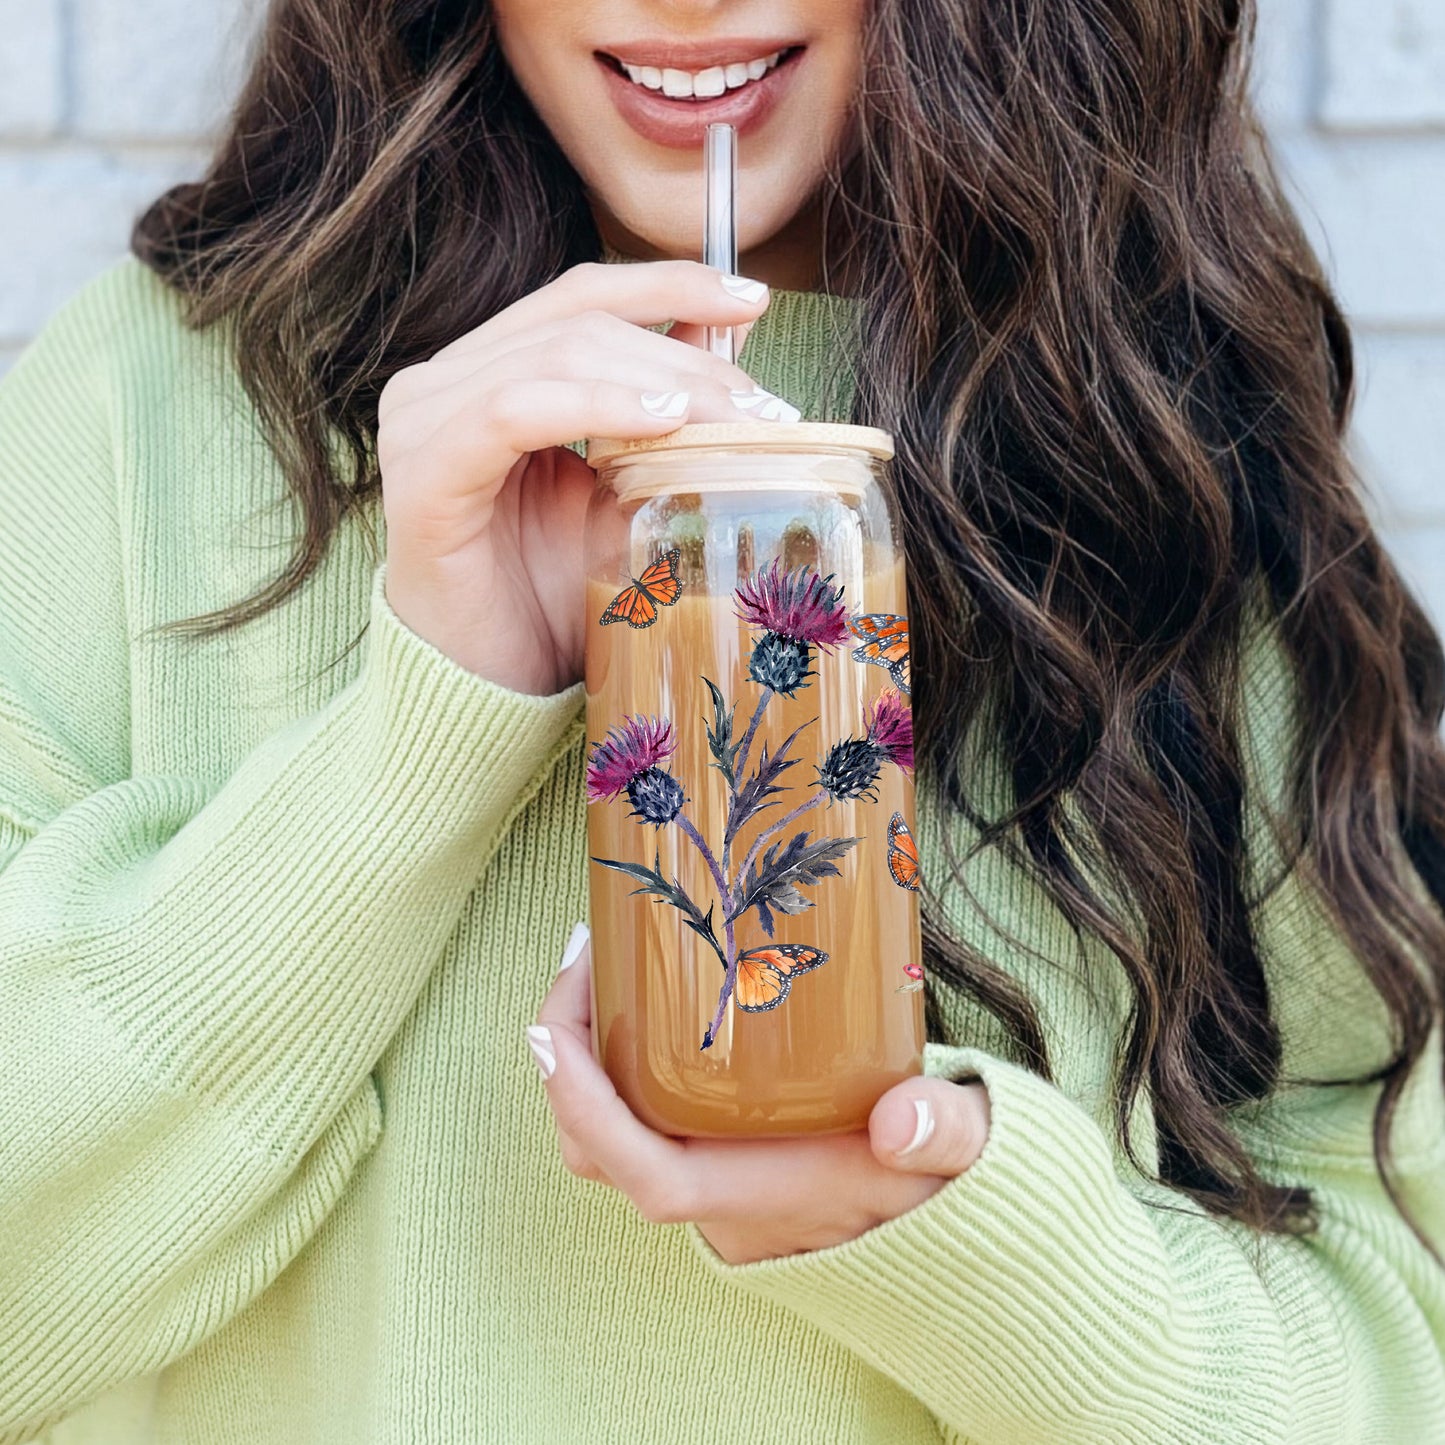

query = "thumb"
[869, 1077, 992, 1178]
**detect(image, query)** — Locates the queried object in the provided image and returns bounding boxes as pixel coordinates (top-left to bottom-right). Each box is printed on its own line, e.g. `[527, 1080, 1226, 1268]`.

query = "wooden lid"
[586, 421, 894, 468]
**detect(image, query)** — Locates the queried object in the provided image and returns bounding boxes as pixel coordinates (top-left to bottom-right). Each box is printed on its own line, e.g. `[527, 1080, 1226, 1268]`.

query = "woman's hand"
[528, 929, 991, 1266]
[376, 260, 782, 697]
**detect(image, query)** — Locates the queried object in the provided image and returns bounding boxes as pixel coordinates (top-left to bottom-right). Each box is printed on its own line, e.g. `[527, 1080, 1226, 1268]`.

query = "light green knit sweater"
[0, 255, 1442, 1445]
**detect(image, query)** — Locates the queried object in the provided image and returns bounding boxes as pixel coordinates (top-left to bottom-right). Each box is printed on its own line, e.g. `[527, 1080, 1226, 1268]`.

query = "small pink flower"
[586, 715, 677, 804]
[734, 560, 851, 649]
[865, 688, 914, 774]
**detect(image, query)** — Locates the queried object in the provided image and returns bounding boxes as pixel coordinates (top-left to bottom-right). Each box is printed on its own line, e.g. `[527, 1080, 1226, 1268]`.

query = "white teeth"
[617, 49, 788, 99]
[693, 66, 726, 98]
[627, 64, 663, 89]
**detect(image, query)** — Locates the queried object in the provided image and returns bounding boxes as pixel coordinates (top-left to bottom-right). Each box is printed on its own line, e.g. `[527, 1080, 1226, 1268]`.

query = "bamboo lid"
[586, 421, 894, 468]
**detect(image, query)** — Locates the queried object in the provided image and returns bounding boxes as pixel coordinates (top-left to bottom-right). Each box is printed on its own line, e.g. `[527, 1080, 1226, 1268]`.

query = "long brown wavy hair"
[132, 0, 1445, 1245]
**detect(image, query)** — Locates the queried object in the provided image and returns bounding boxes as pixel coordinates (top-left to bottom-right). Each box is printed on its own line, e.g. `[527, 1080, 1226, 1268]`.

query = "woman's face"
[490, 0, 866, 276]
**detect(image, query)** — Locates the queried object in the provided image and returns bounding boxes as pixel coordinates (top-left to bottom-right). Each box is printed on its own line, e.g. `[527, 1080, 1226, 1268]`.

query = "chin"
[604, 182, 813, 265]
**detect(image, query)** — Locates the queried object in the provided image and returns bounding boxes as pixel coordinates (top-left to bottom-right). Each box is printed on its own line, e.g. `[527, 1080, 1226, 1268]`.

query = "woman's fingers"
[529, 936, 933, 1235]
[536, 926, 594, 1038]
[382, 375, 694, 502]
[533, 1004, 692, 1223]
[555, 1125, 614, 1185]
[531, 940, 611, 1187]
[385, 352, 792, 496]
[869, 1079, 991, 1177]
[431, 259, 770, 361]
[411, 323, 758, 415]
[378, 259, 796, 542]
[532, 937, 700, 1221]
[413, 308, 762, 399]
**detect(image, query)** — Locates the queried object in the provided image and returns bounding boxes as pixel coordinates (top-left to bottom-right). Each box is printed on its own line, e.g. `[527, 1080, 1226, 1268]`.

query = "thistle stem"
[680, 808, 739, 1049]
[731, 788, 827, 902]
[732, 689, 773, 783]
[674, 813, 729, 907]
[677, 812, 740, 1048]
[703, 931, 738, 1050]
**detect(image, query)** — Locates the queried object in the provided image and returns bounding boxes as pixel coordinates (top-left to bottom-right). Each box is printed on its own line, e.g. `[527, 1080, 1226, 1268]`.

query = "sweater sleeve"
[0, 279, 584, 1441]
[684, 1038, 1445, 1443]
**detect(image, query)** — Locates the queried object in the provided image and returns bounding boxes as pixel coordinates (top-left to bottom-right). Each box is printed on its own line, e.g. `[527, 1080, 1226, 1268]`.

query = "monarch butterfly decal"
[887, 811, 921, 892]
[734, 944, 828, 1013]
[849, 613, 910, 694]
[599, 549, 683, 629]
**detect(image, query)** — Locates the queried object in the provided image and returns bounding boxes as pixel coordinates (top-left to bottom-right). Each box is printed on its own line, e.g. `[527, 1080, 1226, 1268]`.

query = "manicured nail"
[641, 390, 689, 419]
[729, 388, 801, 423]
[895, 1097, 935, 1157]
[720, 273, 768, 303]
[526, 1025, 556, 1079]
[559, 921, 589, 973]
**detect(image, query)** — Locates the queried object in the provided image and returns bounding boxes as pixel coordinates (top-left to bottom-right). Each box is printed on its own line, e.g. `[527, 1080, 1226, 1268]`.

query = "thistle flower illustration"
[864, 688, 914, 773]
[585, 714, 684, 825]
[816, 738, 885, 802]
[817, 688, 916, 802]
[735, 560, 850, 697]
[591, 559, 918, 1052]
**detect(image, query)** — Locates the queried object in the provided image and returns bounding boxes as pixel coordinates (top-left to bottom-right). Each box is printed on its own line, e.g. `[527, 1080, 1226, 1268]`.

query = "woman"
[0, 0, 1441, 1440]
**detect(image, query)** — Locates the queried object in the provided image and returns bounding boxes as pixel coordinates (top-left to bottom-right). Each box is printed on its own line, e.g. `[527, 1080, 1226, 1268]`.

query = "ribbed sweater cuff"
[684, 1045, 1293, 1442]
[361, 559, 586, 789]
[73, 561, 584, 1143]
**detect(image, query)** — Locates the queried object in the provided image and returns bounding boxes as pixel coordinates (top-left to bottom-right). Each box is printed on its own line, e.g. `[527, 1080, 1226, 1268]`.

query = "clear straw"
[703, 123, 737, 365]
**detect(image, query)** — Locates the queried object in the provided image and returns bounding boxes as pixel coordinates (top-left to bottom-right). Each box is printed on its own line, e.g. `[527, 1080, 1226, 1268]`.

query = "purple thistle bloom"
[734, 561, 851, 649]
[865, 689, 914, 774]
[586, 715, 677, 804]
[818, 689, 916, 802]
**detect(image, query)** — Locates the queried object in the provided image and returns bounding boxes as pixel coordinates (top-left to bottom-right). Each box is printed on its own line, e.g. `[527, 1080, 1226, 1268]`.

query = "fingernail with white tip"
[526, 1025, 556, 1079]
[895, 1097, 935, 1157]
[729, 388, 801, 423]
[559, 921, 589, 973]
[720, 273, 768, 302]
[641, 390, 689, 418]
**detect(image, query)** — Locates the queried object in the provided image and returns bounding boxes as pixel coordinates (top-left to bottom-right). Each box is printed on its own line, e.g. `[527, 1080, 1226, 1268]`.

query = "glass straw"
[704, 122, 738, 364]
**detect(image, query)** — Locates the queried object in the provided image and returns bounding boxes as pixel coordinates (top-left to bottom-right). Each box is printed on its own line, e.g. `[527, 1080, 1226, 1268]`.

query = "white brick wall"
[1258, 0, 1445, 628]
[0, 0, 1440, 625]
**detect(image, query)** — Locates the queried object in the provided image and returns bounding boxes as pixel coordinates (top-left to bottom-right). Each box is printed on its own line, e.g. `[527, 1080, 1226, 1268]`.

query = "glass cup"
[583, 422, 924, 1138]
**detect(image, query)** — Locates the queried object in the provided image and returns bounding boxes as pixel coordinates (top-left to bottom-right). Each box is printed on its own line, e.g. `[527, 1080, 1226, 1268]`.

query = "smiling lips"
[595, 41, 804, 148]
[614, 50, 788, 100]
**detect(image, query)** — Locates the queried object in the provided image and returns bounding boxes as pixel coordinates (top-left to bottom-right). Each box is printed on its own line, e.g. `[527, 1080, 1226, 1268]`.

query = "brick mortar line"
[56, 0, 77, 133]
[1313, 122, 1445, 141]
[1352, 322, 1445, 338]
[1303, 0, 1326, 129]
[0, 138, 214, 159]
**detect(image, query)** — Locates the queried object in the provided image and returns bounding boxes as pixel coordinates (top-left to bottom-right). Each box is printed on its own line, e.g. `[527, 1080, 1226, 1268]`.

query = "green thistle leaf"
[726, 830, 860, 933]
[725, 721, 808, 844]
[591, 853, 726, 969]
[701, 676, 742, 786]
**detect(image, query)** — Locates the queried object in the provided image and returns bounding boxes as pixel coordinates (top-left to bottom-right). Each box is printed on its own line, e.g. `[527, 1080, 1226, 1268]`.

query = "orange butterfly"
[735, 944, 828, 1013]
[599, 549, 683, 629]
[850, 613, 910, 694]
[887, 811, 921, 891]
